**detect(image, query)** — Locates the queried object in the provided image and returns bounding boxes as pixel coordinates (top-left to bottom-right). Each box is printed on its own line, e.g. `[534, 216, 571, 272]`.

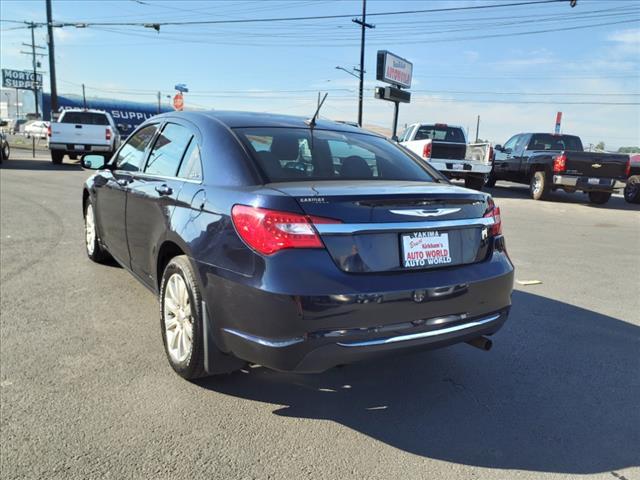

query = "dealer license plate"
[401, 231, 453, 269]
[588, 178, 600, 185]
[452, 163, 464, 170]
[74, 144, 84, 151]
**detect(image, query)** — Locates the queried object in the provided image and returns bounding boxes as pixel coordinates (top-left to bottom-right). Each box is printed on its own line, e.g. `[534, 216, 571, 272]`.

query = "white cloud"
[608, 28, 640, 45]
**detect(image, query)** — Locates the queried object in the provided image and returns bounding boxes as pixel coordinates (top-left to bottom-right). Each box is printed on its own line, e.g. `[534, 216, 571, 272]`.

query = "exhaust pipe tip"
[466, 336, 493, 351]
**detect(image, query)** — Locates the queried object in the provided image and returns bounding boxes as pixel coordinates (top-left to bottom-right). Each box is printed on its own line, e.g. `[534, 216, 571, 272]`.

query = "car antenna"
[306, 92, 328, 129]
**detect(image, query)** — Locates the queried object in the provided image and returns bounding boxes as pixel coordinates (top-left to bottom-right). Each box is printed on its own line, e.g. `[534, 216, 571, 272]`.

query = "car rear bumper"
[428, 159, 492, 175]
[553, 174, 625, 192]
[49, 142, 112, 153]
[196, 240, 514, 373]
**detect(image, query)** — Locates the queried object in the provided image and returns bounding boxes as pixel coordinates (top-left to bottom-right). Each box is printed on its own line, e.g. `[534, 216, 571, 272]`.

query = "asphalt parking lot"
[1, 151, 639, 480]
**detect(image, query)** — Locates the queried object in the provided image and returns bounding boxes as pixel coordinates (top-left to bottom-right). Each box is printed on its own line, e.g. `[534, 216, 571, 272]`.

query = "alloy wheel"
[163, 273, 194, 363]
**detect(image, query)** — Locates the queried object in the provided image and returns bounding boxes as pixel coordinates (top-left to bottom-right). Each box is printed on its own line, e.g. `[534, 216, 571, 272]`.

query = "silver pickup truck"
[400, 123, 492, 190]
[48, 109, 121, 164]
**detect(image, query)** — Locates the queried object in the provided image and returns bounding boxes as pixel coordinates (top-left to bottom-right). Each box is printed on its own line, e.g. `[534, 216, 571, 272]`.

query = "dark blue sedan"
[81, 111, 514, 379]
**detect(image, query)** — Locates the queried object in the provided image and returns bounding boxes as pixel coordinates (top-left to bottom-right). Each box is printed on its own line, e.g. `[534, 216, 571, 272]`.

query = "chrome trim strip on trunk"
[336, 313, 501, 348]
[315, 216, 495, 235]
[222, 328, 305, 348]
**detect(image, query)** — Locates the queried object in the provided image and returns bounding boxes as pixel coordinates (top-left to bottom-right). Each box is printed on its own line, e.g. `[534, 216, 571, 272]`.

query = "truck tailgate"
[50, 124, 110, 146]
[565, 151, 628, 179]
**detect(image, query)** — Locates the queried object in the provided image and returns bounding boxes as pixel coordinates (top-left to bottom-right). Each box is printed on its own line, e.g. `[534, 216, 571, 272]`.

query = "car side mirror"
[504, 148, 512, 155]
[81, 154, 107, 170]
[494, 144, 503, 152]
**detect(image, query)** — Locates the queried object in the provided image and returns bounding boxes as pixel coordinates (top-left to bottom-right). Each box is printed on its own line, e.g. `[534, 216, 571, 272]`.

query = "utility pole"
[475, 115, 480, 142]
[82, 84, 87, 108]
[352, 0, 374, 127]
[157, 91, 161, 114]
[46, 0, 59, 116]
[20, 23, 46, 119]
[16, 88, 20, 118]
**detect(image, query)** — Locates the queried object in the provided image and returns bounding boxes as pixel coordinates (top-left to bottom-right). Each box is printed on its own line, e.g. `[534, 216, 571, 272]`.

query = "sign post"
[374, 51, 413, 140]
[554, 111, 562, 134]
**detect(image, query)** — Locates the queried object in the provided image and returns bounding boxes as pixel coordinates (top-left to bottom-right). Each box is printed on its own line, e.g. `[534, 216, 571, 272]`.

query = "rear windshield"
[234, 128, 439, 183]
[528, 134, 583, 151]
[414, 125, 465, 143]
[60, 112, 110, 125]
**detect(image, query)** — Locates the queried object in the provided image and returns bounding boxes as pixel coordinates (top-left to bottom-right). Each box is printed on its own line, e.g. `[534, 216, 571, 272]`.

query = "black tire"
[588, 191, 612, 205]
[160, 255, 244, 380]
[464, 175, 485, 191]
[484, 171, 497, 188]
[624, 175, 640, 204]
[530, 170, 550, 200]
[51, 151, 64, 164]
[1, 142, 9, 162]
[83, 200, 111, 263]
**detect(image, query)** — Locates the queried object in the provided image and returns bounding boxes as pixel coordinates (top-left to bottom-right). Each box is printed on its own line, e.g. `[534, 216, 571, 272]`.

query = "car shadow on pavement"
[198, 291, 640, 475]
[486, 183, 639, 211]
[0, 157, 82, 171]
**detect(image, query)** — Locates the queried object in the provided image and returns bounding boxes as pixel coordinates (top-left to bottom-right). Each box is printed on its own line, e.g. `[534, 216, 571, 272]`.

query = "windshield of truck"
[414, 125, 465, 143]
[528, 134, 583, 151]
[61, 112, 110, 125]
[235, 127, 439, 183]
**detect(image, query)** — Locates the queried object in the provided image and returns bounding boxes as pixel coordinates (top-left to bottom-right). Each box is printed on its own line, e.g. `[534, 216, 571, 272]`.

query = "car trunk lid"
[268, 181, 493, 273]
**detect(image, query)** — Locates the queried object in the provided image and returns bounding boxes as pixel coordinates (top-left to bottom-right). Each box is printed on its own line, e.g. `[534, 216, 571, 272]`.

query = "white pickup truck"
[48, 109, 121, 164]
[400, 123, 492, 190]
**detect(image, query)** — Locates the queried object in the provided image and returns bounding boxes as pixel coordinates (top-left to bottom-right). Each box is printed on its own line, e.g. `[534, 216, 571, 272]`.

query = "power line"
[3, 0, 567, 28]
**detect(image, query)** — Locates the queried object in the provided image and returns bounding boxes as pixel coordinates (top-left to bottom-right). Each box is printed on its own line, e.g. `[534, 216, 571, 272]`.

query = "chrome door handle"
[116, 178, 130, 187]
[155, 184, 173, 196]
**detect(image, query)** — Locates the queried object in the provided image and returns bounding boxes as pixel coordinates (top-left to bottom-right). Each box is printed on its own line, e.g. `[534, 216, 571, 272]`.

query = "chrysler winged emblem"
[389, 208, 461, 217]
[592, 163, 602, 168]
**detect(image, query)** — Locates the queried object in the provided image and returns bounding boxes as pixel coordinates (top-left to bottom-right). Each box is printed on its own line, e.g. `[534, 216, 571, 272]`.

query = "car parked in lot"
[24, 120, 50, 139]
[400, 123, 492, 191]
[623, 154, 640, 204]
[0, 131, 9, 163]
[49, 109, 121, 164]
[81, 111, 514, 379]
[489, 132, 630, 204]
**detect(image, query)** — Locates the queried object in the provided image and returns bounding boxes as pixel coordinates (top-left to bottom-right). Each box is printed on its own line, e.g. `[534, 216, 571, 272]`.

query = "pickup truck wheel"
[84, 201, 110, 263]
[624, 175, 640, 204]
[464, 175, 484, 191]
[588, 191, 612, 205]
[484, 172, 496, 188]
[530, 170, 550, 200]
[51, 151, 64, 164]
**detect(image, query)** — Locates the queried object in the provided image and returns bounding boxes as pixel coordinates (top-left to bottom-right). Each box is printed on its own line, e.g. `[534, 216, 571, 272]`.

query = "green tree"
[595, 141, 606, 151]
[618, 146, 640, 154]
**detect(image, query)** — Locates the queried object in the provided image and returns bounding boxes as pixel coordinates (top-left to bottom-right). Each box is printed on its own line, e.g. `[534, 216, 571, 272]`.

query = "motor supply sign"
[2, 69, 43, 90]
[376, 51, 413, 89]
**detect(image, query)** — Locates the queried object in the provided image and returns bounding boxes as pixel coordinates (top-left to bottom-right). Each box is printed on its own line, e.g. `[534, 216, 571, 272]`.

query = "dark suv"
[82, 111, 514, 379]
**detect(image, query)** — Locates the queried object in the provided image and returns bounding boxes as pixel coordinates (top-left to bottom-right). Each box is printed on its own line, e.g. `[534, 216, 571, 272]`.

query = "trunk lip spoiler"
[314, 216, 495, 235]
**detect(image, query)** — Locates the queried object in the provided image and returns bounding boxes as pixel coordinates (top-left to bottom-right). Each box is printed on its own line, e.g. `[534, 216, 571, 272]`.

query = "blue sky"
[1, 0, 639, 148]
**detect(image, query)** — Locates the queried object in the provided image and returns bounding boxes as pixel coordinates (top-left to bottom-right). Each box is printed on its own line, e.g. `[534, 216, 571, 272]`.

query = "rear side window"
[234, 127, 438, 183]
[145, 123, 193, 177]
[115, 124, 158, 172]
[414, 125, 465, 143]
[61, 112, 110, 125]
[528, 134, 583, 151]
[177, 141, 203, 181]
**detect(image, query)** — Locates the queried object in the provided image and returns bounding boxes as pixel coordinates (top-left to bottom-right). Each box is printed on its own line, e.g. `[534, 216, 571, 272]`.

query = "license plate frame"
[74, 144, 84, 151]
[400, 230, 453, 269]
[452, 163, 464, 171]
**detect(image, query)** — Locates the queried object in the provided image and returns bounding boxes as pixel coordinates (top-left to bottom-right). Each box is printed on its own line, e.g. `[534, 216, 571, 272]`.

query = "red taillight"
[422, 142, 432, 159]
[625, 158, 631, 177]
[47, 125, 52, 138]
[231, 205, 340, 255]
[105, 128, 111, 141]
[484, 200, 502, 236]
[553, 152, 566, 173]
